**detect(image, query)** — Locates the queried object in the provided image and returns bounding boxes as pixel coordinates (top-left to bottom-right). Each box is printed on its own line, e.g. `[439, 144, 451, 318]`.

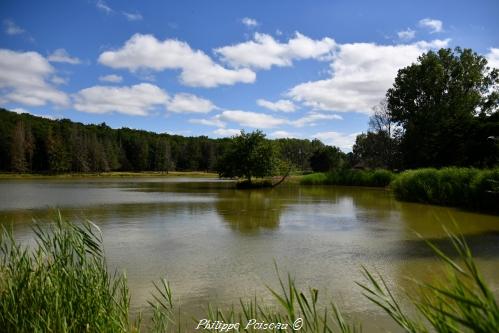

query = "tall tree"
[387, 47, 499, 168]
[217, 130, 277, 183]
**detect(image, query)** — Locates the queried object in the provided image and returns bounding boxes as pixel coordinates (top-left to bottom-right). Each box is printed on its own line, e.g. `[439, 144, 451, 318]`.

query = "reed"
[391, 167, 499, 211]
[301, 169, 395, 187]
[1, 214, 497, 332]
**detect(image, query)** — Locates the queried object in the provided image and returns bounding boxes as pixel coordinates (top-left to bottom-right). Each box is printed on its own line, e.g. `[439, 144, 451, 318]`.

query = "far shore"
[0, 171, 220, 179]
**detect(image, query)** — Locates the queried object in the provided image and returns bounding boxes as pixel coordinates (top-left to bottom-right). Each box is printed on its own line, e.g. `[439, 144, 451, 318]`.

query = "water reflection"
[216, 189, 283, 233]
[0, 178, 498, 332]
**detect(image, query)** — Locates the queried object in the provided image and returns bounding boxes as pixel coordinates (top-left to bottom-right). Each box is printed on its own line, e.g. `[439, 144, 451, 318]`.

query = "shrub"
[301, 169, 395, 187]
[392, 167, 499, 212]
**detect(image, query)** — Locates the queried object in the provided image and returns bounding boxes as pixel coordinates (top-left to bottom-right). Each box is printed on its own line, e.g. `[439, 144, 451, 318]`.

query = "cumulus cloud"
[3, 19, 24, 35]
[166, 93, 216, 113]
[257, 98, 297, 112]
[98, 33, 255, 87]
[313, 131, 360, 151]
[397, 28, 415, 41]
[215, 32, 336, 70]
[73, 83, 168, 116]
[486, 48, 499, 69]
[99, 74, 123, 83]
[48, 49, 81, 64]
[291, 112, 342, 127]
[0, 49, 69, 107]
[218, 110, 287, 128]
[241, 17, 258, 27]
[419, 18, 443, 33]
[213, 128, 240, 137]
[288, 39, 450, 114]
[123, 12, 142, 21]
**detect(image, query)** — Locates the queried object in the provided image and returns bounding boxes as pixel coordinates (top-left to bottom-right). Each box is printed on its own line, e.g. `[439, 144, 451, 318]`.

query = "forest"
[1, 48, 498, 175]
[0, 108, 327, 174]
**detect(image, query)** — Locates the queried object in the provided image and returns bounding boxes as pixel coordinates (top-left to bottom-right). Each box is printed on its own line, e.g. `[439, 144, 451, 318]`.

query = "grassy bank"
[301, 167, 499, 213]
[0, 171, 218, 179]
[301, 169, 395, 187]
[391, 167, 499, 212]
[1, 215, 497, 332]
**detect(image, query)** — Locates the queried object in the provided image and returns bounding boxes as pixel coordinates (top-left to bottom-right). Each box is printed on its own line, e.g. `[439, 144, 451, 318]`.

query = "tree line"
[1, 47, 497, 175]
[0, 109, 328, 174]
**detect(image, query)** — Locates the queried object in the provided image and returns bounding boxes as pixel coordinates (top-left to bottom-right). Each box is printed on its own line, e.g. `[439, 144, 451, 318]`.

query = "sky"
[1, 0, 498, 151]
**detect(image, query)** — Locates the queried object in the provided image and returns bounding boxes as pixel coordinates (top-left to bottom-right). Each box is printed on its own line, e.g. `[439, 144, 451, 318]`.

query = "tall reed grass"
[391, 167, 499, 211]
[301, 169, 395, 187]
[1, 215, 497, 332]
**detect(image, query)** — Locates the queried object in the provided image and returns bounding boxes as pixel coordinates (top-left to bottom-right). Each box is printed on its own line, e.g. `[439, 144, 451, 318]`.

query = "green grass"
[301, 169, 395, 187]
[391, 167, 499, 211]
[1, 215, 498, 332]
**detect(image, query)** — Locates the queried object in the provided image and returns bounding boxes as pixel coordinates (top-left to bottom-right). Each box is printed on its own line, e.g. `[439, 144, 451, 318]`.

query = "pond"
[1, 177, 498, 331]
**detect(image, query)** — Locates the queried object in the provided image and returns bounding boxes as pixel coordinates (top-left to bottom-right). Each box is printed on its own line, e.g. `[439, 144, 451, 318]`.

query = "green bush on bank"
[301, 169, 395, 187]
[392, 167, 499, 211]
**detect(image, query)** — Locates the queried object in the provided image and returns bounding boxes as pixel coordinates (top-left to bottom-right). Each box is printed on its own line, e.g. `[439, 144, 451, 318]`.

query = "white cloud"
[241, 17, 258, 27]
[486, 48, 499, 69]
[3, 19, 24, 35]
[313, 131, 360, 151]
[98, 33, 255, 87]
[99, 74, 123, 83]
[291, 112, 342, 127]
[257, 98, 297, 112]
[218, 110, 287, 128]
[73, 83, 168, 116]
[51, 76, 67, 85]
[96, 0, 113, 13]
[123, 12, 143, 21]
[167, 93, 216, 113]
[419, 18, 443, 33]
[48, 49, 81, 64]
[189, 117, 225, 127]
[397, 28, 415, 41]
[11, 107, 58, 120]
[270, 130, 299, 139]
[11, 107, 29, 114]
[0, 49, 69, 107]
[215, 32, 336, 70]
[288, 39, 450, 114]
[213, 128, 240, 137]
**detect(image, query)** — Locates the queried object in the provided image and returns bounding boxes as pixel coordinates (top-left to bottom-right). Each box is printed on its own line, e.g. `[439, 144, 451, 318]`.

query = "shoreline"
[0, 171, 219, 179]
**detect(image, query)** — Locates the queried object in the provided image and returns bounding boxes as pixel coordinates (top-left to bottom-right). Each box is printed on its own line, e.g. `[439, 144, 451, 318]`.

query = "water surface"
[1, 177, 498, 332]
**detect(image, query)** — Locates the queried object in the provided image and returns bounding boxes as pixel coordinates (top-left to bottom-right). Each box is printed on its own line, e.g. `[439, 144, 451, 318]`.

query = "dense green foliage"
[301, 169, 395, 187]
[309, 146, 344, 172]
[388, 47, 499, 168]
[352, 48, 499, 170]
[1, 216, 497, 332]
[217, 130, 278, 183]
[0, 109, 329, 174]
[392, 167, 499, 211]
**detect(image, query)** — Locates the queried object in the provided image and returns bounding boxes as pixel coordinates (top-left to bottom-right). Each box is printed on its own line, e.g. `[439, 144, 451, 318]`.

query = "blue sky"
[1, 0, 498, 151]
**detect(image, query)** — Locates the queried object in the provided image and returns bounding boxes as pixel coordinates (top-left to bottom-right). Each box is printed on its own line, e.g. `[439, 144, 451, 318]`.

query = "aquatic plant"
[391, 167, 499, 211]
[301, 169, 395, 187]
[1, 215, 497, 332]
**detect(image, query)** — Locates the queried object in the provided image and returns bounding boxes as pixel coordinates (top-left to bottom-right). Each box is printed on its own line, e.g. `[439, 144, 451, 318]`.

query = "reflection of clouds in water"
[1, 178, 499, 330]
